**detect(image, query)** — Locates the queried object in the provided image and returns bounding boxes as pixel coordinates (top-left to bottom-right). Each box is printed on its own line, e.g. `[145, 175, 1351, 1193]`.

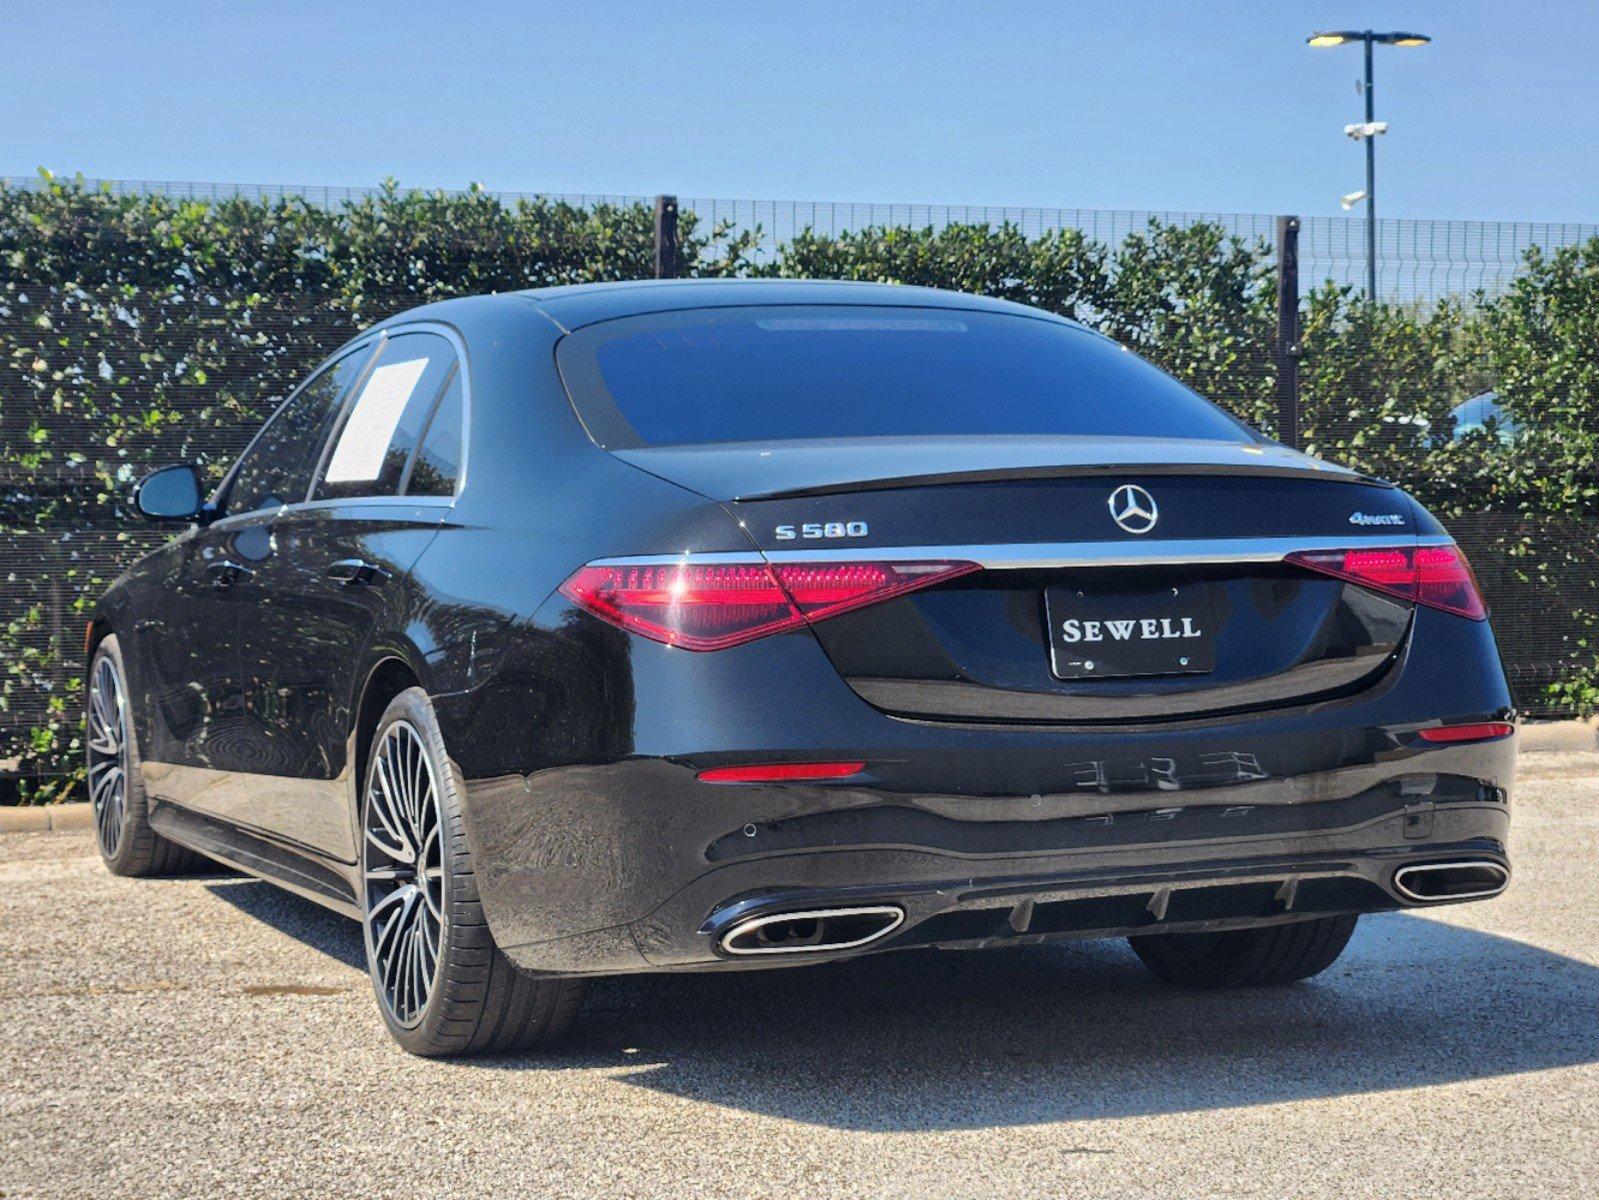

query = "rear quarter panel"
[411, 300, 762, 779]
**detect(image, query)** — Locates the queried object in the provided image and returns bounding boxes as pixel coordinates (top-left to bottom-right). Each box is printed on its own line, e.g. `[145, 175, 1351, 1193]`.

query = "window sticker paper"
[323, 357, 430, 483]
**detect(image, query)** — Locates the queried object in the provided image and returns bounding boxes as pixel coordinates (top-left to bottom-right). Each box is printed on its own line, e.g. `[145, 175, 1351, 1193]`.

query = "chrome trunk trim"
[593, 534, 1455, 571]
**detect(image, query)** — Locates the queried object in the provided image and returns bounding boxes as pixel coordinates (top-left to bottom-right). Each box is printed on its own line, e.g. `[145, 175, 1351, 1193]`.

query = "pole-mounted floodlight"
[1308, 31, 1430, 48]
[1307, 30, 1431, 300]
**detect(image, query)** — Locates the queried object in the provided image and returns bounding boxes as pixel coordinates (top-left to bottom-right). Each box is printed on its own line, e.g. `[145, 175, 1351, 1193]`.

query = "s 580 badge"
[775, 521, 869, 540]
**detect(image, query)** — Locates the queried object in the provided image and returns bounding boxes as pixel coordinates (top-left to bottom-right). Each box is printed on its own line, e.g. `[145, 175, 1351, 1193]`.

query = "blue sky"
[4, 1, 1596, 221]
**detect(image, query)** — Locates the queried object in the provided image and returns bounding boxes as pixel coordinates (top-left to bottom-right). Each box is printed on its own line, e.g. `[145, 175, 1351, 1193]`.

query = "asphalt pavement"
[3, 751, 1596, 1199]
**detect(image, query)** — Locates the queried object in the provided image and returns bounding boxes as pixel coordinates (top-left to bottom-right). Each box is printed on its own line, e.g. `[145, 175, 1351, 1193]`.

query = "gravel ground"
[3, 753, 1597, 1200]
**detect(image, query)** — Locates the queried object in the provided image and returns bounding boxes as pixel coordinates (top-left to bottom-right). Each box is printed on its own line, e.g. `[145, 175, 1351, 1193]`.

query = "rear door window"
[557, 305, 1256, 448]
[403, 369, 463, 497]
[225, 346, 373, 515]
[314, 331, 458, 500]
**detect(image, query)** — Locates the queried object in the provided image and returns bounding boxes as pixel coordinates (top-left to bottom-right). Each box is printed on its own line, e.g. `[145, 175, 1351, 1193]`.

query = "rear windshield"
[556, 304, 1256, 448]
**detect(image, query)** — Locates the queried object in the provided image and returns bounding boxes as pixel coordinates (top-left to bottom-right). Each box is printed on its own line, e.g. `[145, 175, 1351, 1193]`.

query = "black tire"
[1129, 915, 1359, 988]
[360, 687, 584, 1057]
[87, 635, 203, 877]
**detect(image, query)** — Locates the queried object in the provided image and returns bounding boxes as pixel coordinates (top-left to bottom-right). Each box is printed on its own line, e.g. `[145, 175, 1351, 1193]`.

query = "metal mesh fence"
[682, 196, 1280, 252]
[0, 171, 651, 214]
[14, 174, 1589, 300]
[1300, 215, 1599, 303]
[681, 195, 1599, 304]
[2, 175, 1595, 778]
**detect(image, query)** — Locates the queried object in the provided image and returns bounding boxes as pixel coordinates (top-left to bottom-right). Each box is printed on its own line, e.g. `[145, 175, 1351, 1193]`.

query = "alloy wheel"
[87, 656, 129, 857]
[361, 720, 445, 1028]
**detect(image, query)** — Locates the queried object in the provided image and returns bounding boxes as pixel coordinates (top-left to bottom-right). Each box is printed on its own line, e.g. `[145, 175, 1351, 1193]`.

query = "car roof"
[364, 279, 1077, 338]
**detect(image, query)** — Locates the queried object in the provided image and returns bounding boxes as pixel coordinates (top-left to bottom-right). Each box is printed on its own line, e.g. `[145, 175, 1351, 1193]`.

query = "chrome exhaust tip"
[718, 905, 905, 956]
[1393, 860, 1509, 903]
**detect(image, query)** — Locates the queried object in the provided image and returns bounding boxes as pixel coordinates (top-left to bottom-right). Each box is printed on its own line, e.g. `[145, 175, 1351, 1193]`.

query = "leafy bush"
[3, 172, 1596, 798]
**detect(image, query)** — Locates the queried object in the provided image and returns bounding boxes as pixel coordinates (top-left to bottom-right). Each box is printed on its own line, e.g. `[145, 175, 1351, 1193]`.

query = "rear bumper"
[441, 596, 1518, 976]
[461, 734, 1515, 976]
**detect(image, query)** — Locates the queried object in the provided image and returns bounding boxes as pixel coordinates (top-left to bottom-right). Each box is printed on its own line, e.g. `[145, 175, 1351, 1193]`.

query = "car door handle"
[207, 560, 254, 590]
[325, 558, 390, 586]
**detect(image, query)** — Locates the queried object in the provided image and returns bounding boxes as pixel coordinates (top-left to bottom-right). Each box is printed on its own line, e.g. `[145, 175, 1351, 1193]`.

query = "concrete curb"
[1519, 716, 1599, 753]
[0, 803, 93, 833]
[0, 721, 1593, 834]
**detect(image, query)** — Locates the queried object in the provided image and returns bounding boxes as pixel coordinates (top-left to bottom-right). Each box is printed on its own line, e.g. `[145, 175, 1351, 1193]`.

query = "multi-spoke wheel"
[362, 720, 445, 1028]
[359, 687, 584, 1056]
[87, 654, 129, 857]
[85, 635, 200, 876]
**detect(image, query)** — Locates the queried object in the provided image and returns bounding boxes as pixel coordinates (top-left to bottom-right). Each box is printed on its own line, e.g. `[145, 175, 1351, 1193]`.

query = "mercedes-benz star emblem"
[1108, 484, 1158, 535]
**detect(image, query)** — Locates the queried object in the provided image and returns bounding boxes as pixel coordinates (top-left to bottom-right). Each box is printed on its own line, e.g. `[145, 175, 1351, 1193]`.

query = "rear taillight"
[559, 558, 980, 650]
[1285, 543, 1487, 619]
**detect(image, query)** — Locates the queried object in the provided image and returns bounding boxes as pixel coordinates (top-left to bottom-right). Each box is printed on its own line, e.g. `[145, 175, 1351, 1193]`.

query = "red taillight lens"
[772, 560, 980, 621]
[1416, 722, 1515, 744]
[559, 558, 980, 650]
[698, 761, 866, 783]
[1285, 543, 1487, 619]
[1414, 545, 1488, 618]
[559, 562, 796, 650]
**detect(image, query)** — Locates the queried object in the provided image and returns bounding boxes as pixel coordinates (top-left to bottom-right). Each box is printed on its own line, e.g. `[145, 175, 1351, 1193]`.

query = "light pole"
[1307, 30, 1431, 302]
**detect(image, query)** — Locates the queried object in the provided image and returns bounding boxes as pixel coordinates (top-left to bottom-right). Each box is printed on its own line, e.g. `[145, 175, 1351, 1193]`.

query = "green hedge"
[3, 172, 1596, 798]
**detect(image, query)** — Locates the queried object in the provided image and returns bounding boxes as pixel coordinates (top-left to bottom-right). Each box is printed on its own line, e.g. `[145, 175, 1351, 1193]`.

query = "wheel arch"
[85, 614, 113, 669]
[350, 654, 428, 803]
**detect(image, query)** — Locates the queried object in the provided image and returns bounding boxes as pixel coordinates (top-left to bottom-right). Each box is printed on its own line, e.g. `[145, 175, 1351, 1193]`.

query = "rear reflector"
[1284, 543, 1487, 619]
[1417, 722, 1515, 744]
[698, 761, 866, 783]
[560, 559, 979, 650]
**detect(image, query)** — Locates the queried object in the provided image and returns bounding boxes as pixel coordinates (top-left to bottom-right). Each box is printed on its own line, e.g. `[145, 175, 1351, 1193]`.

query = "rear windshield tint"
[556, 305, 1256, 448]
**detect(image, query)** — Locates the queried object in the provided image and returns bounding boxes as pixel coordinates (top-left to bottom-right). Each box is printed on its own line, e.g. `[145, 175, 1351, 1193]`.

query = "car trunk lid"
[604, 437, 1421, 723]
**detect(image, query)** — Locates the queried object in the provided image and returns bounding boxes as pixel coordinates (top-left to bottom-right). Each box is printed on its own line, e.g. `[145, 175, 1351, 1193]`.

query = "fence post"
[1274, 214, 1301, 449]
[653, 194, 679, 279]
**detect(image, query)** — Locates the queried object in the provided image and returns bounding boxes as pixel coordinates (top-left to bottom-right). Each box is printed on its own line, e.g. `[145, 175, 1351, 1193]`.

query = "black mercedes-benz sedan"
[88, 279, 1517, 1056]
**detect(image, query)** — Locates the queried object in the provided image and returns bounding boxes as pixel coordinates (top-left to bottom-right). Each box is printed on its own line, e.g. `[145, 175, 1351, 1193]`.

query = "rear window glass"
[557, 305, 1254, 448]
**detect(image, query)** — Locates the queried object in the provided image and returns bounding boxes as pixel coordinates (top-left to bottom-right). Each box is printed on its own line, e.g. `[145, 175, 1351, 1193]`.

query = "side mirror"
[133, 464, 206, 522]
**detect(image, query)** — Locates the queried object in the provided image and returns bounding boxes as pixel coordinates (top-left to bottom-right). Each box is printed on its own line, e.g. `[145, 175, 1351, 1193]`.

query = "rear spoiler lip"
[607, 435, 1384, 502]
[733, 461, 1393, 501]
